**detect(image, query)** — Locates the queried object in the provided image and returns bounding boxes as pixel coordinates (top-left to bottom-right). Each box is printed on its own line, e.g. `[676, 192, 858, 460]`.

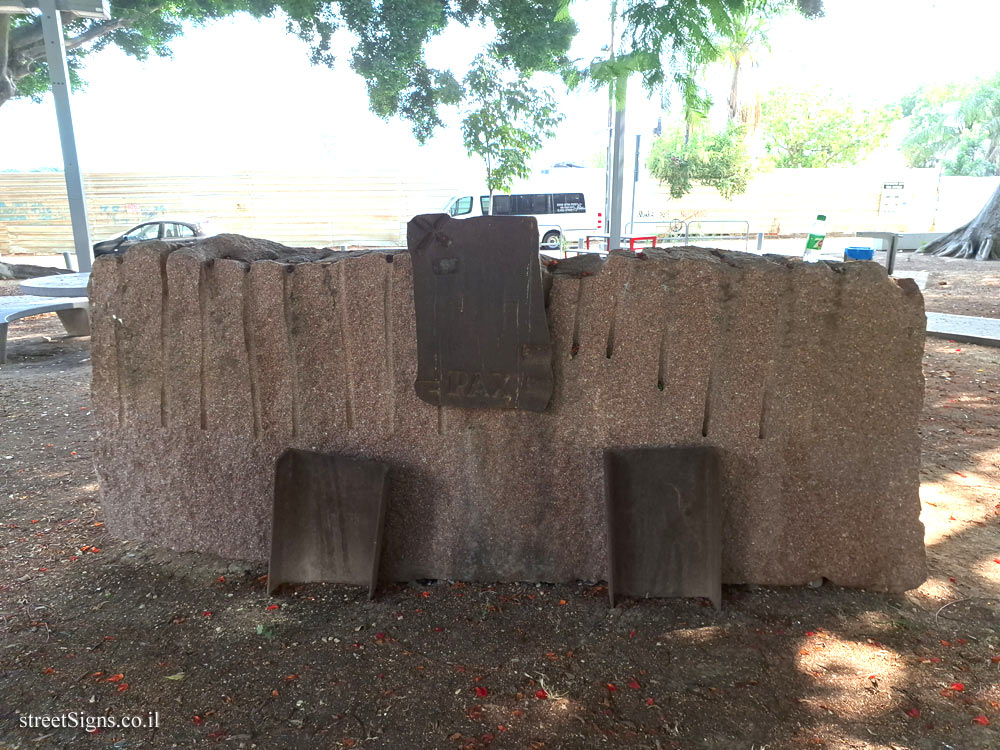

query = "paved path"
[926, 312, 1000, 348]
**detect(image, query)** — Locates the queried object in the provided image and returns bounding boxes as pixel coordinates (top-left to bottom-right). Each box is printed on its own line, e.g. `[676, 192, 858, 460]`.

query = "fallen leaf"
[164, 673, 186, 681]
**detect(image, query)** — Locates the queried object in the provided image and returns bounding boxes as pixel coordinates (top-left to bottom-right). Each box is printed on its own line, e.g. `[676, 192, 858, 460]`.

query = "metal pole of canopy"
[1, 0, 108, 272]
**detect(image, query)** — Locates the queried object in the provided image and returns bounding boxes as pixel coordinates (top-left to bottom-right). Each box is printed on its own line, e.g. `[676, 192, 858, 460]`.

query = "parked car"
[92, 219, 217, 257]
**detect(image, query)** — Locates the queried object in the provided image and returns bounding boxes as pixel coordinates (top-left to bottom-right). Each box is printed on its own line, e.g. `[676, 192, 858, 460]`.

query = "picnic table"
[19, 272, 91, 297]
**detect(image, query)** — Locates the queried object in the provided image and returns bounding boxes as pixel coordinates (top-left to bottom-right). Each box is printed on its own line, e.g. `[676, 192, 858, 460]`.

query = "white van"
[443, 189, 604, 250]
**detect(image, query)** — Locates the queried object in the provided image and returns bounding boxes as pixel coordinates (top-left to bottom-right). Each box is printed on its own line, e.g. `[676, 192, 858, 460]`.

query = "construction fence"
[2, 167, 997, 256]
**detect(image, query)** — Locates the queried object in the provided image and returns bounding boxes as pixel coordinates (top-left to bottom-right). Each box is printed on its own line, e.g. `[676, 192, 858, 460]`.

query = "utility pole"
[0, 0, 108, 272]
[603, 2, 616, 251]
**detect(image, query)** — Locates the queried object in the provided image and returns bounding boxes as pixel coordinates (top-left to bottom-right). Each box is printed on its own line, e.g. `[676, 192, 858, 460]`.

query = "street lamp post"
[0, 0, 108, 272]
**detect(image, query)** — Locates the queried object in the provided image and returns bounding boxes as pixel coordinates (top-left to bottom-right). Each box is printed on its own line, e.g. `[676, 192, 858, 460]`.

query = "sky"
[2, 0, 1000, 179]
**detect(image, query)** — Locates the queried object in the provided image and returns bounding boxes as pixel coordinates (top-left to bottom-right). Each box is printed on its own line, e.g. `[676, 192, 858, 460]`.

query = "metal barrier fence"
[624, 219, 752, 251]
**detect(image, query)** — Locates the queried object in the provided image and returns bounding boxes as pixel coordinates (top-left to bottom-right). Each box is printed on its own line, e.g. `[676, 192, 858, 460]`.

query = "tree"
[647, 123, 750, 199]
[717, 0, 789, 126]
[760, 88, 896, 168]
[572, 0, 822, 247]
[0, 0, 576, 141]
[460, 54, 563, 211]
[901, 75, 1000, 177]
[900, 74, 1000, 260]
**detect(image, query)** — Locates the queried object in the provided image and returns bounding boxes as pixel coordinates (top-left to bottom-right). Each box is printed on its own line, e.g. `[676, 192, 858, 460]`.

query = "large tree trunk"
[924, 182, 1000, 260]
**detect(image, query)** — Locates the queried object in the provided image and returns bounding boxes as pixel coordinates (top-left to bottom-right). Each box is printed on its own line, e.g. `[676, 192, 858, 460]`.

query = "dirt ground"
[1, 252, 998, 750]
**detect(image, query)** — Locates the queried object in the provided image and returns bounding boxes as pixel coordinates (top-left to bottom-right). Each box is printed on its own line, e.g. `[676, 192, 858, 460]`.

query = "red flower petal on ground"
[202, 611, 212, 617]
[216, 576, 225, 583]
[193, 716, 202, 724]
[266, 604, 280, 611]
[905, 708, 920, 718]
[106, 673, 124, 683]
[805, 631, 816, 636]
[474, 686, 489, 697]
[950, 682, 965, 691]
[973, 715, 990, 726]
[628, 679, 641, 690]
[647, 698, 655, 705]
[606, 683, 617, 691]
[116, 683, 129, 692]
[535, 690, 548, 700]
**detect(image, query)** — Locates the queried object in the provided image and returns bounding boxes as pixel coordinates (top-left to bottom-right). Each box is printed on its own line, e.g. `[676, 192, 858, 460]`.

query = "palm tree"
[720, 0, 778, 128]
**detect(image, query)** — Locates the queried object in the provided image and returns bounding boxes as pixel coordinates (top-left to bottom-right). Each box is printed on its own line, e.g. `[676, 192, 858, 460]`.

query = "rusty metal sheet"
[268, 449, 389, 598]
[407, 213, 553, 412]
[604, 446, 722, 608]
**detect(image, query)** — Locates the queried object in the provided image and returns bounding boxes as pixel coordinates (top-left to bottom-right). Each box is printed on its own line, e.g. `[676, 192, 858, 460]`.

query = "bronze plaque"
[605, 446, 722, 608]
[407, 213, 553, 412]
[268, 449, 389, 598]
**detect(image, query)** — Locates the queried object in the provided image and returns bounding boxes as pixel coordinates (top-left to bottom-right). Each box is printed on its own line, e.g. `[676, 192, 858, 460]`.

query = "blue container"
[844, 246, 874, 261]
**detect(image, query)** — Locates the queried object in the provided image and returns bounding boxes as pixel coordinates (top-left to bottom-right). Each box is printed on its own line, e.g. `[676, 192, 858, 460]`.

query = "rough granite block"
[92, 232, 927, 591]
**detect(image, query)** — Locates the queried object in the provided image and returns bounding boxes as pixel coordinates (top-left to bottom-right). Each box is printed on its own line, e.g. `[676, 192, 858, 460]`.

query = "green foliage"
[760, 89, 897, 168]
[901, 74, 1000, 176]
[647, 123, 750, 199]
[1, 0, 575, 143]
[461, 54, 563, 201]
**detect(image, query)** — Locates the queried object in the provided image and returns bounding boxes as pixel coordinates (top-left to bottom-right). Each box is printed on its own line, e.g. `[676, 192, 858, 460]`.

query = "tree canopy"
[647, 122, 750, 199]
[901, 74, 1000, 177]
[0, 0, 576, 134]
[2, 0, 823, 141]
[760, 88, 896, 168]
[460, 53, 562, 204]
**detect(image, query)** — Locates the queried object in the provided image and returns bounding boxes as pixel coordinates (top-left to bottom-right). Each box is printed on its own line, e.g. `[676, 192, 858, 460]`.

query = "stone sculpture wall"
[91, 235, 927, 591]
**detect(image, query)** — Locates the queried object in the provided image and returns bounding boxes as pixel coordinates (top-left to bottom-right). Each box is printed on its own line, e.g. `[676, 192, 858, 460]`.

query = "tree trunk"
[727, 58, 741, 123]
[923, 182, 1000, 260]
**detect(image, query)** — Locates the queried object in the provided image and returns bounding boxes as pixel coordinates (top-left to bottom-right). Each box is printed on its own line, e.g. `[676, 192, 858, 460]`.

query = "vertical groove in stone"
[159, 254, 169, 429]
[282, 267, 300, 439]
[570, 278, 584, 358]
[657, 330, 668, 392]
[242, 268, 261, 438]
[337, 262, 356, 431]
[384, 259, 396, 433]
[605, 278, 621, 359]
[112, 260, 126, 428]
[437, 406, 445, 435]
[702, 371, 713, 438]
[198, 262, 209, 431]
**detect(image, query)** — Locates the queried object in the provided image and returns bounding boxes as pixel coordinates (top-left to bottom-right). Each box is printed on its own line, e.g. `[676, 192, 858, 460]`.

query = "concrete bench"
[0, 295, 90, 364]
